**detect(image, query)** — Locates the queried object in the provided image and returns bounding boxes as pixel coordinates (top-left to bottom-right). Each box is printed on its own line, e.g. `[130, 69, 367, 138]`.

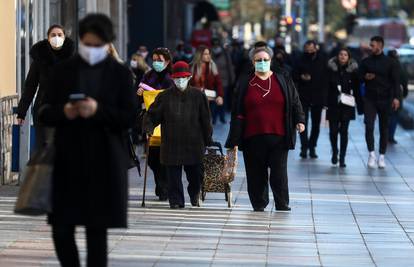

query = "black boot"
[300, 148, 307, 159]
[339, 154, 346, 168]
[331, 150, 338, 165]
[309, 147, 318, 158]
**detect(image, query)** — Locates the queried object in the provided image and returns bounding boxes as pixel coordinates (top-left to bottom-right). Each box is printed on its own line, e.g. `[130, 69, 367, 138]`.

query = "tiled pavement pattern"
[1, 116, 414, 267]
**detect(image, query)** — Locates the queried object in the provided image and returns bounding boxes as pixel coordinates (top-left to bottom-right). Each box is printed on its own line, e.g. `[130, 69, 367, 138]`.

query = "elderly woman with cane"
[225, 46, 305, 212]
[144, 61, 213, 209]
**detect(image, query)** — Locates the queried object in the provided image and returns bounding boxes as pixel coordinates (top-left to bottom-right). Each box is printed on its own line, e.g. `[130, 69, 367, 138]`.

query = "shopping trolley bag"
[202, 142, 238, 207]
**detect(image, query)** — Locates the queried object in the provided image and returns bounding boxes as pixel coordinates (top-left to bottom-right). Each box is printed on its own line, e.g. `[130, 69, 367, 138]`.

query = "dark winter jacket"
[293, 52, 329, 106]
[359, 53, 401, 102]
[326, 57, 363, 121]
[38, 56, 137, 228]
[17, 38, 75, 124]
[143, 86, 213, 165]
[225, 69, 305, 150]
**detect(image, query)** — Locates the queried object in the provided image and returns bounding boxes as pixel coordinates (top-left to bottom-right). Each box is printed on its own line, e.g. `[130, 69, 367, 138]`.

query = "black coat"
[293, 52, 329, 106]
[225, 70, 305, 150]
[144, 86, 213, 165]
[17, 38, 75, 124]
[359, 53, 401, 102]
[39, 56, 137, 228]
[326, 58, 363, 121]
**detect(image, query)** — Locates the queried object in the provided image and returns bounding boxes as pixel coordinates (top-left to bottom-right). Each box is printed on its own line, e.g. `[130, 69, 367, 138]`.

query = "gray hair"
[249, 46, 274, 60]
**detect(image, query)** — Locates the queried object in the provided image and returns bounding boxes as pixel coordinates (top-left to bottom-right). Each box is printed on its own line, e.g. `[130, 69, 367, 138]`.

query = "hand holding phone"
[68, 93, 87, 103]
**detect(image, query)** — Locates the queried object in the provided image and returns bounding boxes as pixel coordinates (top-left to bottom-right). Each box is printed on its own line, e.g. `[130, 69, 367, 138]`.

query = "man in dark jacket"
[360, 36, 401, 168]
[293, 40, 329, 158]
[16, 25, 75, 149]
[144, 61, 213, 209]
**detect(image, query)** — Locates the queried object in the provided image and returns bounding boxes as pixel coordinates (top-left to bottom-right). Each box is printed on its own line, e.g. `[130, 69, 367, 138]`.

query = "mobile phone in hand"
[68, 93, 87, 103]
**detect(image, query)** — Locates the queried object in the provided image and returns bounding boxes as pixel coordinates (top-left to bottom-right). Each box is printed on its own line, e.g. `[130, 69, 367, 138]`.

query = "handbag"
[14, 141, 55, 216]
[337, 85, 356, 107]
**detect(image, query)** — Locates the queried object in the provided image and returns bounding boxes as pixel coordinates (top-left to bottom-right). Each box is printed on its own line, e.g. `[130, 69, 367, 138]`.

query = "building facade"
[0, 0, 128, 184]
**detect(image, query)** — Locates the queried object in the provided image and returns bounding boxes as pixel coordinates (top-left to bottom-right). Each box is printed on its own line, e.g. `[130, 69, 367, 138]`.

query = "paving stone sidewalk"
[1, 117, 414, 267]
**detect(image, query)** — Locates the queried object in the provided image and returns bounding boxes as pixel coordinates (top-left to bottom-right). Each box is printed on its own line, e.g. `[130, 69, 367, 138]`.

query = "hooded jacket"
[17, 38, 75, 124]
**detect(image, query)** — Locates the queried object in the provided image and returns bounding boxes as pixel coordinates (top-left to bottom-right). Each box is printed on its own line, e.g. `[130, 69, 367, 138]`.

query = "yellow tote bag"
[143, 90, 164, 146]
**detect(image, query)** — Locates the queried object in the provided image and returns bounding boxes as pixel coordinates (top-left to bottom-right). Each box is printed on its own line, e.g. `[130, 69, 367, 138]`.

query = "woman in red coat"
[191, 45, 224, 122]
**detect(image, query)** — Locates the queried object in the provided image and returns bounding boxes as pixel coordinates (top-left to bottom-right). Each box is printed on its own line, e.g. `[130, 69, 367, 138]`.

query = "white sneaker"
[367, 152, 377, 168]
[378, 154, 386, 169]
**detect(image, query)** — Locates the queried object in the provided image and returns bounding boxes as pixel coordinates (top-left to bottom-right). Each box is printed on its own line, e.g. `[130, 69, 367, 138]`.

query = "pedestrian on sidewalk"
[190, 45, 224, 124]
[144, 61, 213, 209]
[137, 47, 174, 201]
[211, 37, 235, 122]
[129, 53, 150, 145]
[387, 49, 409, 144]
[38, 14, 137, 267]
[16, 24, 75, 150]
[225, 46, 305, 212]
[360, 36, 401, 168]
[293, 40, 329, 159]
[327, 48, 363, 168]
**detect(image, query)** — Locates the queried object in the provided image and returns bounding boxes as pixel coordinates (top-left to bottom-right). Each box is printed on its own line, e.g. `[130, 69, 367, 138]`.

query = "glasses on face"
[254, 58, 270, 62]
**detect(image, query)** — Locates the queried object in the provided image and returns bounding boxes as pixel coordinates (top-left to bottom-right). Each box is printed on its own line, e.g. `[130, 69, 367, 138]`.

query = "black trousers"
[364, 98, 391, 154]
[329, 120, 350, 157]
[243, 135, 289, 209]
[165, 163, 203, 207]
[148, 146, 168, 198]
[52, 225, 107, 267]
[299, 102, 323, 150]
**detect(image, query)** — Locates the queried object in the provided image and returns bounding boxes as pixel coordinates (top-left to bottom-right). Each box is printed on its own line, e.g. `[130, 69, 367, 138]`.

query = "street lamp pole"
[285, 0, 292, 53]
[318, 0, 325, 43]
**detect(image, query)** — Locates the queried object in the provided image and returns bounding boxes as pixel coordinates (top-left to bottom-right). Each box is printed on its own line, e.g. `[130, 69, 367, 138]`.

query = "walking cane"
[141, 135, 150, 207]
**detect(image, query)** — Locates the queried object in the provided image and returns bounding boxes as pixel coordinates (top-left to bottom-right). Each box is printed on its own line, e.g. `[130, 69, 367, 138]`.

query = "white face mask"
[49, 36, 65, 49]
[78, 43, 109, 66]
[174, 77, 190, 91]
[130, 60, 138, 68]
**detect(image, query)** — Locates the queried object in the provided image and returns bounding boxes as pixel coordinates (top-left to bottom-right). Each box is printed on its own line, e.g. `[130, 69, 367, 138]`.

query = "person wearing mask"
[360, 36, 401, 168]
[129, 53, 150, 145]
[387, 49, 408, 144]
[16, 24, 75, 149]
[38, 14, 137, 267]
[130, 53, 150, 84]
[273, 48, 292, 75]
[225, 46, 305, 212]
[182, 45, 194, 64]
[293, 40, 329, 159]
[137, 45, 150, 65]
[144, 61, 212, 209]
[211, 38, 235, 123]
[137, 47, 174, 201]
[191, 45, 224, 124]
[327, 48, 362, 167]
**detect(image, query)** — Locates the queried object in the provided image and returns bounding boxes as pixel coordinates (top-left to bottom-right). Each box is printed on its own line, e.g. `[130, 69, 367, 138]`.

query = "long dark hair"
[152, 47, 173, 74]
[47, 24, 66, 36]
[337, 48, 352, 63]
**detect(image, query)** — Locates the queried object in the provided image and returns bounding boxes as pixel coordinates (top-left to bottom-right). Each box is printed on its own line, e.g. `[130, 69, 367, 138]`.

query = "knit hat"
[249, 46, 274, 60]
[171, 61, 192, 78]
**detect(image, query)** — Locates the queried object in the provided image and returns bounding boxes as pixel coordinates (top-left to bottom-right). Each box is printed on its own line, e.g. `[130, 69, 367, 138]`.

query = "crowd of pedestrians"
[15, 13, 407, 267]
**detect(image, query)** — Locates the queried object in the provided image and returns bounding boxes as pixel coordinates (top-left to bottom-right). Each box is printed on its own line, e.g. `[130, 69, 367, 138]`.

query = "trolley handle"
[207, 141, 224, 156]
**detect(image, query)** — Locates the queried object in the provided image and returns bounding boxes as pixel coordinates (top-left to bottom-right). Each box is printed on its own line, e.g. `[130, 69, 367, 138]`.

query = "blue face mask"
[153, 61, 166, 72]
[255, 60, 271, 73]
